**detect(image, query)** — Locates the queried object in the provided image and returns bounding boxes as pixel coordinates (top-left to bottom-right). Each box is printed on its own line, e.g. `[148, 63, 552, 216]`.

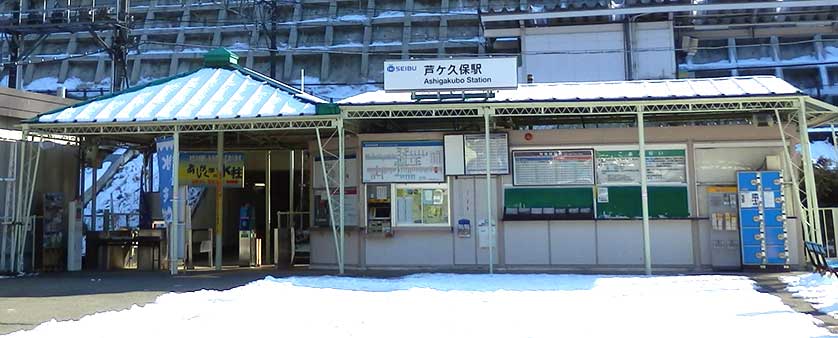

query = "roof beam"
[481, 0, 837, 23]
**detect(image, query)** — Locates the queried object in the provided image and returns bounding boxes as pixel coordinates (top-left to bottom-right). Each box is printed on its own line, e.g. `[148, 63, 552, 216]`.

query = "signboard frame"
[179, 151, 246, 188]
[362, 140, 446, 183]
[511, 148, 595, 186]
[595, 148, 687, 185]
[444, 133, 510, 176]
[383, 57, 519, 92]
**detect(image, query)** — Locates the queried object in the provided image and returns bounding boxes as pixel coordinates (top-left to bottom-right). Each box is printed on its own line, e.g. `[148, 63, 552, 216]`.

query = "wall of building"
[309, 122, 802, 271]
[521, 22, 676, 82]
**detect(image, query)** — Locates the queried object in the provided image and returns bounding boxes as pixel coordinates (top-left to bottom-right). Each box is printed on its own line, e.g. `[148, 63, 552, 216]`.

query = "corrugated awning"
[339, 76, 801, 106]
[29, 57, 329, 124]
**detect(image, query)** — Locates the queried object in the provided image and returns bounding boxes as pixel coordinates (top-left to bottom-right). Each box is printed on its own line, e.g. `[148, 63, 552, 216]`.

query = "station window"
[392, 183, 449, 227]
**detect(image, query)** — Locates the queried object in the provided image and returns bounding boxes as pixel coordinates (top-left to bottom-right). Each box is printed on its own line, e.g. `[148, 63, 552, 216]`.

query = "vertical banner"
[156, 136, 175, 227]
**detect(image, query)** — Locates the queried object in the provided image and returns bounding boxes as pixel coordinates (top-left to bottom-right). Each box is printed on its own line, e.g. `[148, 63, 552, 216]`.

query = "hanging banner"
[362, 141, 445, 183]
[156, 136, 175, 226]
[596, 149, 686, 185]
[512, 149, 594, 186]
[383, 57, 518, 92]
[179, 152, 245, 187]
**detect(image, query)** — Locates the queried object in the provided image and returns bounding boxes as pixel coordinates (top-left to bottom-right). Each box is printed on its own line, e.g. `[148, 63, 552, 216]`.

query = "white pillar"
[266, 150, 272, 265]
[638, 112, 652, 275]
[170, 131, 180, 275]
[485, 111, 493, 274]
[338, 121, 346, 274]
[215, 131, 224, 270]
[798, 100, 822, 243]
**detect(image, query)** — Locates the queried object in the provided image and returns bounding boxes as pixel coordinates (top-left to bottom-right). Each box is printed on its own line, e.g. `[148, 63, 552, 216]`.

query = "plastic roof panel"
[338, 76, 801, 106]
[34, 67, 325, 124]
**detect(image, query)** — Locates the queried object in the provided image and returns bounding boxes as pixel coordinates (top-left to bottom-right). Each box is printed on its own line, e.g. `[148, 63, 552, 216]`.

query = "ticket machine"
[366, 184, 392, 234]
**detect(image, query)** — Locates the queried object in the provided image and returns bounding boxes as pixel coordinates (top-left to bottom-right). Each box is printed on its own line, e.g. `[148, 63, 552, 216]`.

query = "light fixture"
[254, 182, 266, 187]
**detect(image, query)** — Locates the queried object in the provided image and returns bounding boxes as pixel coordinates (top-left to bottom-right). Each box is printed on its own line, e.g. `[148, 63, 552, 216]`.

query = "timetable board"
[596, 149, 686, 185]
[445, 133, 510, 175]
[464, 134, 510, 175]
[512, 149, 594, 186]
[362, 140, 445, 183]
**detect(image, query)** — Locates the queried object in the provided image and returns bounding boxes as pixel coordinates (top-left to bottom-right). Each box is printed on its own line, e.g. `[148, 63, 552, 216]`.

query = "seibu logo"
[387, 64, 416, 72]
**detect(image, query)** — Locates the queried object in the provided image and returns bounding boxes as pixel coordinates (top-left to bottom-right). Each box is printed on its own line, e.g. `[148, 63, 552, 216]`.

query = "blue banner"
[156, 136, 175, 226]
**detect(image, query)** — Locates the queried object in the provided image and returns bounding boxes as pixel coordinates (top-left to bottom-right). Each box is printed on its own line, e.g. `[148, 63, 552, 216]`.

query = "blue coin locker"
[737, 171, 788, 267]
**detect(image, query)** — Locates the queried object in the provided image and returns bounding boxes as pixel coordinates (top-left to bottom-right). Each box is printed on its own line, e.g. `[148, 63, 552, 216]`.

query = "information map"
[362, 141, 445, 183]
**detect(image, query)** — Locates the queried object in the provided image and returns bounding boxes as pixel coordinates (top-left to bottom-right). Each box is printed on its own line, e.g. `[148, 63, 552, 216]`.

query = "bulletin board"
[512, 149, 594, 186]
[596, 186, 689, 219]
[503, 187, 595, 220]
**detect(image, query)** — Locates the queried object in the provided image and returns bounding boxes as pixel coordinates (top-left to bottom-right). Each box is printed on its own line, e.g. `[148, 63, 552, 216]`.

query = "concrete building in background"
[2, 1, 838, 102]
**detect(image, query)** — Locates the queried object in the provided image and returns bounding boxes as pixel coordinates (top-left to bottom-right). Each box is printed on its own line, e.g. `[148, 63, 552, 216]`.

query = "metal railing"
[83, 211, 141, 230]
[0, 216, 36, 274]
[817, 207, 838, 257]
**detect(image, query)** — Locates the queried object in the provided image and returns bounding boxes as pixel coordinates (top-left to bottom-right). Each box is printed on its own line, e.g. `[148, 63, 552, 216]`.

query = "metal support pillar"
[775, 110, 812, 242]
[798, 101, 822, 243]
[91, 144, 98, 230]
[11, 129, 28, 272]
[484, 111, 494, 274]
[338, 122, 345, 274]
[638, 111, 652, 275]
[315, 128, 342, 272]
[831, 124, 838, 165]
[170, 131, 180, 275]
[215, 132, 224, 270]
[265, 150, 272, 265]
[288, 150, 295, 232]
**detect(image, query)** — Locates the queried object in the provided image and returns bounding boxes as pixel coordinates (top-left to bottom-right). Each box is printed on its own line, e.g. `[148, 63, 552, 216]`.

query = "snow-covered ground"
[6, 274, 835, 338]
[782, 273, 838, 319]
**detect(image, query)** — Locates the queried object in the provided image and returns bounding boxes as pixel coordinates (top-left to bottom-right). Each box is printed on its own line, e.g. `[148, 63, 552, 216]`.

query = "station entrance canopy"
[11, 48, 348, 275]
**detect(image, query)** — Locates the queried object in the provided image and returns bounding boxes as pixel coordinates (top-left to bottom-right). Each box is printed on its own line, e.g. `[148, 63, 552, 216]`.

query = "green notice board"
[504, 187, 594, 220]
[596, 186, 689, 219]
[505, 187, 594, 209]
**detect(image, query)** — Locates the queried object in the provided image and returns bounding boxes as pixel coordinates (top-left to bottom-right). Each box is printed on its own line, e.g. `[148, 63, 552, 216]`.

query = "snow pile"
[24, 77, 84, 91]
[782, 273, 838, 319]
[6, 274, 834, 338]
[306, 84, 381, 101]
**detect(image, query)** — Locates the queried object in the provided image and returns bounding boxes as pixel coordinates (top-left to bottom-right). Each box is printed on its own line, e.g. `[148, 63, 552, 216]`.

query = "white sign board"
[444, 133, 509, 176]
[383, 57, 519, 92]
[512, 149, 594, 186]
[313, 155, 358, 189]
[362, 141, 445, 182]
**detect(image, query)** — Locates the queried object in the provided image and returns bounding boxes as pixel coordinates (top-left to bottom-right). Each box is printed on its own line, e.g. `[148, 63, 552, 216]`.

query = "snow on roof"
[338, 76, 801, 106]
[32, 66, 327, 124]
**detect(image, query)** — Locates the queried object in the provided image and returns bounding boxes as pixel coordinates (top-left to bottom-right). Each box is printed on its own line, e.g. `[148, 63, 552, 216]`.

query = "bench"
[804, 241, 838, 278]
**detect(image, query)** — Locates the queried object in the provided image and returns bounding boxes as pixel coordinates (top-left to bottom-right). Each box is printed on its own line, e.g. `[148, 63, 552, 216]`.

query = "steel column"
[638, 111, 653, 275]
[484, 111, 494, 274]
[338, 121, 346, 274]
[315, 128, 342, 271]
[266, 150, 272, 265]
[775, 110, 812, 242]
[170, 131, 180, 275]
[215, 131, 224, 270]
[798, 100, 823, 243]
